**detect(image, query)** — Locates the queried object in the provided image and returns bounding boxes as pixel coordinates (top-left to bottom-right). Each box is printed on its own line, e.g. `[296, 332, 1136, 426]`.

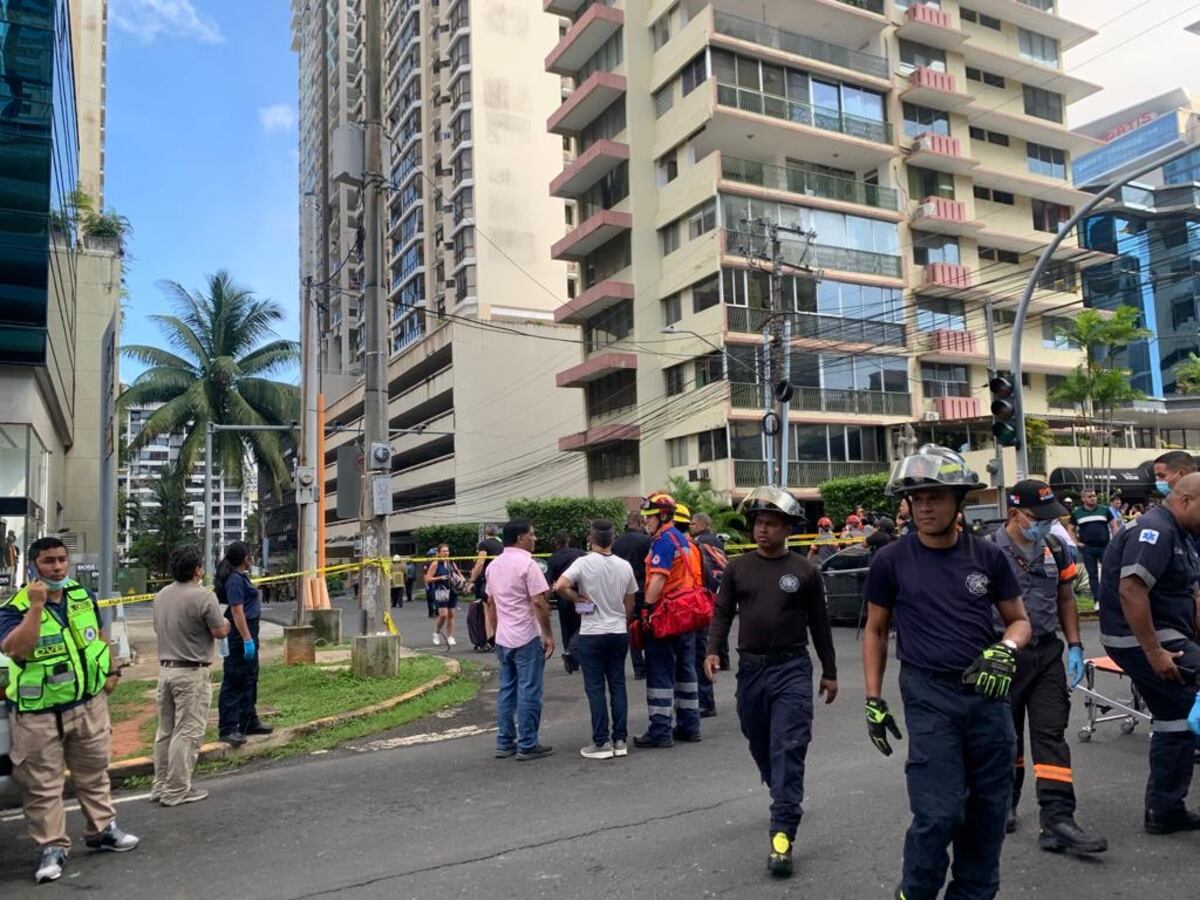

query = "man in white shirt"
[554, 519, 639, 760]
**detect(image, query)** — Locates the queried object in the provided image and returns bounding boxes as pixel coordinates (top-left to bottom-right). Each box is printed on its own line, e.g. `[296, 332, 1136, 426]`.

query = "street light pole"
[1011, 137, 1199, 479]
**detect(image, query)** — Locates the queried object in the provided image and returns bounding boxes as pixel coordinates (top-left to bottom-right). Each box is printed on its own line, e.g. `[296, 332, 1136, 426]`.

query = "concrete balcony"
[919, 262, 976, 298]
[962, 38, 1102, 104]
[719, 154, 900, 213]
[711, 9, 889, 81]
[916, 328, 987, 364]
[933, 396, 982, 421]
[896, 3, 967, 50]
[554, 280, 634, 325]
[730, 381, 913, 418]
[910, 196, 985, 238]
[726, 305, 908, 349]
[547, 71, 626, 135]
[551, 209, 632, 261]
[549, 139, 629, 198]
[906, 131, 980, 175]
[900, 67, 972, 111]
[558, 421, 640, 453]
[733, 458, 891, 490]
[543, 0, 589, 16]
[723, 229, 902, 280]
[556, 351, 637, 389]
[966, 101, 1104, 157]
[957, 0, 1097, 50]
[545, 4, 623, 77]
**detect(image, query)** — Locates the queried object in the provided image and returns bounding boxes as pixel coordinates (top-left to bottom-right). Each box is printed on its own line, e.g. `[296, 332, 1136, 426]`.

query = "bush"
[818, 473, 898, 524]
[325, 572, 346, 594]
[505, 497, 630, 549]
[412, 524, 480, 559]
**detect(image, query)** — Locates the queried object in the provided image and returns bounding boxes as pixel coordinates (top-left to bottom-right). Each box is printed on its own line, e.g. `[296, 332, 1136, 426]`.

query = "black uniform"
[993, 529, 1079, 826]
[865, 532, 1022, 900]
[707, 550, 836, 840]
[548, 546, 586, 661]
[612, 528, 652, 677]
[1099, 504, 1200, 820]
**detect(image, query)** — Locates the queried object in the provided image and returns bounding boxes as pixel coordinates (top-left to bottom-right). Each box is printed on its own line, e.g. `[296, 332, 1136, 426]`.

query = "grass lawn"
[1076, 594, 1097, 613]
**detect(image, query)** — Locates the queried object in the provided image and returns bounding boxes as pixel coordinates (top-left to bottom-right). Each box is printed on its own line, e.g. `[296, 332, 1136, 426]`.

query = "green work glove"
[865, 697, 902, 756]
[964, 642, 1017, 699]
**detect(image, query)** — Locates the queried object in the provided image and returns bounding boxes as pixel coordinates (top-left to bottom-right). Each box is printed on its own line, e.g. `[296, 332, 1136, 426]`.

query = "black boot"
[767, 832, 793, 878]
[1145, 808, 1200, 835]
[1039, 819, 1108, 853]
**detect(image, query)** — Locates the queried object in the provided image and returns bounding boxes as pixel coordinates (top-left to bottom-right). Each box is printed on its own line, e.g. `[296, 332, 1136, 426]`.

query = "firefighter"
[993, 480, 1107, 853]
[862, 445, 1031, 900]
[705, 487, 836, 878]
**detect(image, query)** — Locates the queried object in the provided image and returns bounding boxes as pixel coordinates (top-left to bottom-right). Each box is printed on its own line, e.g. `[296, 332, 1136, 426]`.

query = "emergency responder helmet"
[640, 491, 677, 519]
[739, 486, 806, 526]
[885, 444, 984, 497]
[846, 514, 861, 526]
[817, 516, 833, 529]
[673, 503, 692, 525]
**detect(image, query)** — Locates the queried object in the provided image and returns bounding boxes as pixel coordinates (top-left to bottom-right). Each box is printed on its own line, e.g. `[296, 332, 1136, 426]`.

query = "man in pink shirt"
[483, 519, 556, 761]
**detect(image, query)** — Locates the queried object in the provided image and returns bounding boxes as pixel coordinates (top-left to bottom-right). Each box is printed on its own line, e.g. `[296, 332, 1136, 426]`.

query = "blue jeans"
[576, 632, 629, 746]
[495, 637, 546, 753]
[1081, 544, 1105, 596]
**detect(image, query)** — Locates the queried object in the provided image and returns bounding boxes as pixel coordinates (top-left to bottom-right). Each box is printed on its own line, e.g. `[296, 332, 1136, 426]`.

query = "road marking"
[1, 791, 154, 823]
[349, 724, 496, 752]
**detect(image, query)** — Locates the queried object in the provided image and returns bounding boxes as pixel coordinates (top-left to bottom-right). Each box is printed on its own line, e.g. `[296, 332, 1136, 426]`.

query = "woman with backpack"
[215, 541, 270, 746]
[425, 544, 464, 648]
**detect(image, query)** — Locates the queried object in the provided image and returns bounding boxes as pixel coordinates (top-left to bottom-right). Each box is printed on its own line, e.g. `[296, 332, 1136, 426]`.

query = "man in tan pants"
[151, 545, 229, 806]
[0, 536, 139, 883]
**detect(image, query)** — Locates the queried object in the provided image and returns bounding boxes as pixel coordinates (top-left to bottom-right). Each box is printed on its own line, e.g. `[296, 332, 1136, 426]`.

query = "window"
[662, 292, 682, 326]
[692, 274, 719, 313]
[1046, 374, 1074, 409]
[991, 308, 1016, 327]
[921, 363, 970, 398]
[667, 437, 688, 468]
[1043, 317, 1079, 350]
[960, 6, 977, 21]
[963, 8, 1002, 29]
[656, 153, 678, 185]
[1027, 142, 1066, 179]
[916, 298, 966, 332]
[681, 53, 707, 96]
[583, 302, 633, 353]
[979, 246, 1020, 264]
[651, 11, 671, 50]
[653, 84, 673, 118]
[578, 31, 623, 81]
[698, 428, 729, 462]
[973, 186, 1014, 205]
[564, 205, 574, 226]
[730, 422, 762, 460]
[909, 166, 955, 200]
[1019, 28, 1059, 65]
[1023, 85, 1064, 123]
[1032, 199, 1071, 233]
[579, 162, 629, 219]
[913, 233, 960, 266]
[1037, 259, 1077, 292]
[660, 222, 681, 256]
[896, 0, 942, 8]
[899, 39, 947, 73]
[966, 67, 1005, 89]
[687, 199, 716, 240]
[585, 370, 637, 419]
[695, 352, 724, 387]
[969, 126, 1010, 146]
[665, 364, 685, 396]
[589, 443, 639, 481]
[903, 102, 949, 138]
[567, 279, 577, 299]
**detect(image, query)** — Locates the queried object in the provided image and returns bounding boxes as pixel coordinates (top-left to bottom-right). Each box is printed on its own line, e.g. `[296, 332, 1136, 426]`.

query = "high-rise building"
[291, 0, 587, 551]
[0, 0, 121, 566]
[546, 0, 1114, 508]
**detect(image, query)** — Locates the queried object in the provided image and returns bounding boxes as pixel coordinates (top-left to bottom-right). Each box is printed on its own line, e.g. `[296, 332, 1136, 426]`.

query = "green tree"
[413, 524, 480, 559]
[125, 463, 197, 578]
[119, 271, 300, 494]
[505, 497, 630, 549]
[666, 475, 746, 542]
[1172, 352, 1200, 395]
[818, 473, 899, 525]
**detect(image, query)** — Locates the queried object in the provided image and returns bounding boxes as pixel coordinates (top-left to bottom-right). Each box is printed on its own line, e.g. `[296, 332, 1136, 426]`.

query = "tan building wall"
[69, 0, 108, 208]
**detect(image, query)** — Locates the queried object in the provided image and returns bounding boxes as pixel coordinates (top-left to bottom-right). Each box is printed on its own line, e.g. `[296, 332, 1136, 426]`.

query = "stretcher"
[1073, 655, 1152, 742]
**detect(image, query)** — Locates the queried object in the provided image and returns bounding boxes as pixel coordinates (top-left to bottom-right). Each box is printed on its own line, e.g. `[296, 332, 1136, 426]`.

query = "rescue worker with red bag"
[704, 487, 837, 879]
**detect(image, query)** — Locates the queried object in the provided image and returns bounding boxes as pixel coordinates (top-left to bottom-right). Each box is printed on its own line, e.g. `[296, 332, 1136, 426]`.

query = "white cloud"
[259, 104, 298, 133]
[110, 0, 223, 44]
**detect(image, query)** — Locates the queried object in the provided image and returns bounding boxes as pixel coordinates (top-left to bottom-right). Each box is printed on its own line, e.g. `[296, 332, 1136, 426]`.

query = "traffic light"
[989, 372, 1018, 447]
[773, 380, 794, 404]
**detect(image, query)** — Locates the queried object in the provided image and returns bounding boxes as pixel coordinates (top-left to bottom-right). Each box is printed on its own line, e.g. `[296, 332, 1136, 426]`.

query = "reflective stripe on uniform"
[676, 698, 700, 710]
[1033, 764, 1073, 784]
[1152, 718, 1193, 733]
[1101, 628, 1191, 649]
[675, 681, 698, 693]
[646, 688, 674, 700]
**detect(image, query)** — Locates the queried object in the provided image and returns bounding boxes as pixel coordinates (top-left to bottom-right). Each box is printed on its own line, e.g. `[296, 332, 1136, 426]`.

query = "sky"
[105, 0, 300, 385]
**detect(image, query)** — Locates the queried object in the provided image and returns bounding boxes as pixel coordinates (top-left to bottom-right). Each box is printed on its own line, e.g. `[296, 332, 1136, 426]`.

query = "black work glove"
[963, 642, 1018, 699]
[865, 697, 902, 756]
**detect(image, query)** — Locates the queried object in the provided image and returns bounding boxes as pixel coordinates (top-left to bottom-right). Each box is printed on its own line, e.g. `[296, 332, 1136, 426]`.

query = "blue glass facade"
[0, 0, 78, 368]
[1071, 114, 1181, 187]
[1164, 147, 1200, 186]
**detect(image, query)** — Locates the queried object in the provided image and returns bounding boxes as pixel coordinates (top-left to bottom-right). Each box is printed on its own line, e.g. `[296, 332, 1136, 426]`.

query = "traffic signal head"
[990, 373, 1018, 448]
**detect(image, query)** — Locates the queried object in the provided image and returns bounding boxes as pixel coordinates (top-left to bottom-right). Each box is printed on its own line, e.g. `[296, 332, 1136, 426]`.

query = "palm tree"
[119, 271, 300, 494]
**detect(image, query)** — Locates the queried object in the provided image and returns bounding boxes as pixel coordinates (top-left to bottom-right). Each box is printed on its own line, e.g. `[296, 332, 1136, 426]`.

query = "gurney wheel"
[1120, 719, 1137, 735]
[1077, 728, 1092, 743]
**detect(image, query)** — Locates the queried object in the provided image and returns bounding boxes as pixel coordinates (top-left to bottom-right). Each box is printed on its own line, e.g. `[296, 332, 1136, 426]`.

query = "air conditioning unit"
[687, 468, 711, 483]
[921, 410, 941, 422]
[913, 201, 937, 221]
[444, 279, 456, 288]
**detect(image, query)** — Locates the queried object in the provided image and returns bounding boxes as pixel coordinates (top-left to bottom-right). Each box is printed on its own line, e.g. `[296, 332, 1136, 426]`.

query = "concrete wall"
[68, 0, 107, 208]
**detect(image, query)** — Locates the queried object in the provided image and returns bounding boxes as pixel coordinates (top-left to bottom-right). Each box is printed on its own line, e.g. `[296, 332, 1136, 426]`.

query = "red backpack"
[646, 530, 713, 640]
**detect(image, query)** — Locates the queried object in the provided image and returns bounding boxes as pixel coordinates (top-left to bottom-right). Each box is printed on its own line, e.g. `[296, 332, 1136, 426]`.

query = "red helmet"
[817, 517, 833, 528]
[640, 491, 677, 519]
[846, 514, 861, 525]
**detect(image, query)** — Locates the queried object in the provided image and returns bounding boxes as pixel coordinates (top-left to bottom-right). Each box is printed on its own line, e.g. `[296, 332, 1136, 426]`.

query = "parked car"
[0, 649, 20, 808]
[819, 544, 872, 625]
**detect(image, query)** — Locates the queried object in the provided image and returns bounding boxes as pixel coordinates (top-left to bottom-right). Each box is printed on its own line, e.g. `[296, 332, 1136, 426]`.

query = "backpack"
[698, 542, 727, 593]
[645, 530, 713, 640]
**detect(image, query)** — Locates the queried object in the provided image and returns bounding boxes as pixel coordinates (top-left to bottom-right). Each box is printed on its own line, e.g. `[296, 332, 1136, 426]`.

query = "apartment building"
[546, 0, 1116, 507]
[117, 404, 255, 557]
[292, 0, 588, 551]
[0, 0, 121, 563]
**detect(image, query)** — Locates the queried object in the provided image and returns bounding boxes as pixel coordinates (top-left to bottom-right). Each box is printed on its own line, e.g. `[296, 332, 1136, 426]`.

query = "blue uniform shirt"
[1099, 504, 1200, 641]
[224, 571, 261, 620]
[865, 532, 1022, 673]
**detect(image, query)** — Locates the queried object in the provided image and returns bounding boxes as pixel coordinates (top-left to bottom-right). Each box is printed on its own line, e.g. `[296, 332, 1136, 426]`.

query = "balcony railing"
[1028, 446, 1048, 475]
[721, 155, 900, 211]
[713, 10, 889, 80]
[733, 458, 890, 488]
[724, 229, 902, 278]
[716, 83, 892, 145]
[839, 0, 885, 12]
[731, 381, 912, 417]
[725, 305, 907, 347]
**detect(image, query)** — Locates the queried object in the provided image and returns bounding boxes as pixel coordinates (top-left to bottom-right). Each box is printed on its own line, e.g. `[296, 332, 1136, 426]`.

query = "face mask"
[1156, 480, 1171, 496]
[41, 577, 68, 591]
[1020, 520, 1053, 543]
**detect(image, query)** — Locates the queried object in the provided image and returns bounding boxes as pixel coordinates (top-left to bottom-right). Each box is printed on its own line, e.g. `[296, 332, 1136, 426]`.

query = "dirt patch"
[111, 704, 157, 759]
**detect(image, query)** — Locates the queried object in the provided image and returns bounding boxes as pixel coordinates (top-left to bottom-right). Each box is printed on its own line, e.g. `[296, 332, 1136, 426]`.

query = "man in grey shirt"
[151, 545, 228, 806]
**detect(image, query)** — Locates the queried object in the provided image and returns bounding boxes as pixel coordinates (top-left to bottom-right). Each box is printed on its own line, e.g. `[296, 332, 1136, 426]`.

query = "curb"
[108, 654, 463, 780]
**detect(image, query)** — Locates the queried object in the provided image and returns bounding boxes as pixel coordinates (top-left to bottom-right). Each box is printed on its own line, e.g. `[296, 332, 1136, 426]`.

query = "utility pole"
[984, 296, 1006, 516]
[296, 270, 319, 626]
[359, 0, 391, 639]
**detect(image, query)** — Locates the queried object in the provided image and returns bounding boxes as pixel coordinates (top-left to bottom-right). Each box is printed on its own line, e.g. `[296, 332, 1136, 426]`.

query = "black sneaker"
[700, 708, 717, 719]
[34, 847, 66, 883]
[672, 728, 702, 743]
[767, 832, 793, 878]
[85, 822, 139, 852]
[1145, 808, 1200, 835]
[494, 747, 517, 759]
[220, 731, 247, 747]
[516, 744, 554, 761]
[1006, 811, 1018, 834]
[1039, 819, 1108, 854]
[245, 723, 274, 736]
[633, 734, 673, 749]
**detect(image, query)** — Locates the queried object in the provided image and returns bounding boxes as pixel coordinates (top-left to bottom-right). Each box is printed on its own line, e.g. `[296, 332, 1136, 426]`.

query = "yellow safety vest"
[3, 580, 110, 712]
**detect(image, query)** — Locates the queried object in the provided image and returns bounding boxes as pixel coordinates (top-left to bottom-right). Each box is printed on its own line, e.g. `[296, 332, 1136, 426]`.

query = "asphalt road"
[1, 607, 1197, 899]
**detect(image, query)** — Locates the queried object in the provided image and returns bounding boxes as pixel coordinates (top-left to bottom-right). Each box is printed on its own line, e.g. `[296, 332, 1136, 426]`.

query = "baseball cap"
[1008, 480, 1067, 520]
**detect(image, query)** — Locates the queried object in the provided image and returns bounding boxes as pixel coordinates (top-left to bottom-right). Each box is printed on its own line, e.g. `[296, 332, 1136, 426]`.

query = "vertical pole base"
[351, 634, 401, 678]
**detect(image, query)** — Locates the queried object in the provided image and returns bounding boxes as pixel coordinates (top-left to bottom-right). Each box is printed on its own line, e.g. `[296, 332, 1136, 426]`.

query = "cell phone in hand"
[574, 600, 595, 615]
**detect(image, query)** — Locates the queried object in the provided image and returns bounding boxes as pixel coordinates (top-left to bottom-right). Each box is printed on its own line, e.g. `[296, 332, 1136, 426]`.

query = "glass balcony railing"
[837, 0, 885, 13]
[716, 83, 892, 145]
[730, 381, 912, 417]
[733, 458, 890, 488]
[725, 305, 907, 347]
[724, 229, 902, 279]
[713, 11, 889, 79]
[721, 155, 899, 211]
